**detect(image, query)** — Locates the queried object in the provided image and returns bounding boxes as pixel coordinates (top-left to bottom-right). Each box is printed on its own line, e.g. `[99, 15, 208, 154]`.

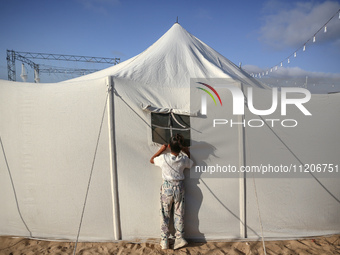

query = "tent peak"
[175, 16, 179, 24]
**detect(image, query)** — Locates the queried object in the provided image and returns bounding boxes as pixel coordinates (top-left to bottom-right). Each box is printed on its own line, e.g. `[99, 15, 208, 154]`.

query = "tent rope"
[242, 89, 266, 254]
[0, 135, 32, 238]
[73, 91, 109, 255]
[252, 176, 267, 255]
[171, 112, 187, 128]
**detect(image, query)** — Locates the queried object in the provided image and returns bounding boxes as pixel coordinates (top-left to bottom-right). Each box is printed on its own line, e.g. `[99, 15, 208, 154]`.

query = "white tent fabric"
[1, 23, 340, 242]
[244, 88, 340, 237]
[0, 78, 114, 241]
[66, 23, 266, 89]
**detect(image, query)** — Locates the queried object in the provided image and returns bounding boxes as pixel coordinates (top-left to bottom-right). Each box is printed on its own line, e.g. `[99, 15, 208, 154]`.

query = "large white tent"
[1, 23, 340, 242]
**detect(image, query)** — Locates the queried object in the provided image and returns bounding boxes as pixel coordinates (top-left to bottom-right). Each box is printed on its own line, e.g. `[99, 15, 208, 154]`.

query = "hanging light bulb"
[288, 58, 290, 64]
[294, 52, 297, 57]
[313, 36, 316, 42]
[303, 45, 306, 51]
[270, 68, 273, 72]
[280, 62, 283, 67]
[275, 66, 278, 71]
[266, 71, 268, 75]
[324, 26, 327, 33]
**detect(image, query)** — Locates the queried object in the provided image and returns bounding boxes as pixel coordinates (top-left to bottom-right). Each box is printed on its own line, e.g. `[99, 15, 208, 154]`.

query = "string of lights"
[251, 8, 340, 78]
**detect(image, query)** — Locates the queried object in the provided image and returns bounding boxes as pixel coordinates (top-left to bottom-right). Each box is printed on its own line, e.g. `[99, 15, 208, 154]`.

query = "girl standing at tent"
[150, 134, 193, 250]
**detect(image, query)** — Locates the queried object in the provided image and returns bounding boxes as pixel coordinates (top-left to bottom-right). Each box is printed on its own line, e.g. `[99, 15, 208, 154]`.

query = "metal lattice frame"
[6, 50, 16, 81]
[6, 50, 120, 82]
[14, 51, 120, 64]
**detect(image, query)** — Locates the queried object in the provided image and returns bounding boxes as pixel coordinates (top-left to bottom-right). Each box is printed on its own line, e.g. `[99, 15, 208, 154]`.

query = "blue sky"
[0, 0, 339, 86]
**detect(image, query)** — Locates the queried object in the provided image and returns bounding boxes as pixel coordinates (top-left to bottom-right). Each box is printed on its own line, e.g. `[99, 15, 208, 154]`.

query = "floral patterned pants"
[160, 180, 185, 240]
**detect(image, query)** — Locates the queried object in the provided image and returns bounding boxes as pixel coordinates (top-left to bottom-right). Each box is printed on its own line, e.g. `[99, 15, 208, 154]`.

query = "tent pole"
[238, 82, 247, 238]
[107, 76, 121, 240]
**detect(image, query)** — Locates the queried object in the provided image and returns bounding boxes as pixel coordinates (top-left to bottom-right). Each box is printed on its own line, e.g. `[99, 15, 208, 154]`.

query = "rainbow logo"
[196, 82, 222, 106]
[196, 82, 222, 115]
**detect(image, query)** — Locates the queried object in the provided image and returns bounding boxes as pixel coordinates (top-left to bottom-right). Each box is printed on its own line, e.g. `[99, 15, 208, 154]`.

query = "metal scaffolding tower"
[6, 50, 120, 82]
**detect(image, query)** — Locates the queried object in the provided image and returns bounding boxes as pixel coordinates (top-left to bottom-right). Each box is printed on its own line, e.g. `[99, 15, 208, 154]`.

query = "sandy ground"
[0, 235, 339, 255]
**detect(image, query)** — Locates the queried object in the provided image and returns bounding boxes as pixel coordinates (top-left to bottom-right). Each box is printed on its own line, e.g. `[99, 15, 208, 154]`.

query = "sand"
[0, 235, 339, 255]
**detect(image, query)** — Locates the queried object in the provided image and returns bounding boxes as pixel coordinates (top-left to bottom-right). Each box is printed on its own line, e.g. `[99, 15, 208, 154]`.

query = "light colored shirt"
[154, 152, 193, 181]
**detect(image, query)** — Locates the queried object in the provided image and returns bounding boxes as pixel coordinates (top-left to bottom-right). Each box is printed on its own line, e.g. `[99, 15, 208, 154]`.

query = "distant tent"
[1, 23, 339, 242]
